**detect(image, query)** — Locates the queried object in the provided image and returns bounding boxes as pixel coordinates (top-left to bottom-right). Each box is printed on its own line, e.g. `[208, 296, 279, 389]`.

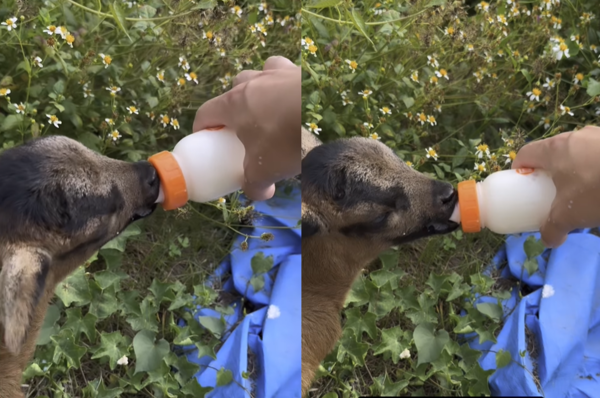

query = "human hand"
[193, 56, 301, 201]
[512, 126, 600, 248]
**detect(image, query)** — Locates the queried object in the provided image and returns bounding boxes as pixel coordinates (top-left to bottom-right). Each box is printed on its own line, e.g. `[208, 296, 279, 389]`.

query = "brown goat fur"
[300, 129, 459, 395]
[0, 135, 159, 397]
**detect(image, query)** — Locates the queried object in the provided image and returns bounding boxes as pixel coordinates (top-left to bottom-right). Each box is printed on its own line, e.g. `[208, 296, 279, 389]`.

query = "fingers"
[232, 56, 296, 87]
[263, 55, 296, 70]
[511, 140, 551, 170]
[242, 181, 276, 202]
[233, 70, 261, 87]
[240, 150, 276, 201]
[192, 83, 244, 133]
[539, 199, 572, 248]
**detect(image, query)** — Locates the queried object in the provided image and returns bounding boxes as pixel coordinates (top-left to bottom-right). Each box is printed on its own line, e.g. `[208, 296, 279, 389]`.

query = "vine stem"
[301, 7, 429, 26]
[64, 0, 199, 22]
[189, 205, 262, 240]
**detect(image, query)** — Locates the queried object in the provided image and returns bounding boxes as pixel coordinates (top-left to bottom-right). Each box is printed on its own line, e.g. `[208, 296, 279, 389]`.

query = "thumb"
[511, 140, 550, 170]
[539, 198, 571, 248]
[192, 84, 244, 133]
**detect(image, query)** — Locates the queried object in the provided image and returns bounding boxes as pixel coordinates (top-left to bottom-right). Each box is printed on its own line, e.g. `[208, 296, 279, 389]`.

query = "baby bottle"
[148, 126, 245, 210]
[449, 168, 557, 235]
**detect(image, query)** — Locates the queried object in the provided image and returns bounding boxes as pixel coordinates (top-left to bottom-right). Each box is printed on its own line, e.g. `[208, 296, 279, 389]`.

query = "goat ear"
[0, 247, 51, 355]
[301, 127, 322, 161]
[302, 203, 326, 238]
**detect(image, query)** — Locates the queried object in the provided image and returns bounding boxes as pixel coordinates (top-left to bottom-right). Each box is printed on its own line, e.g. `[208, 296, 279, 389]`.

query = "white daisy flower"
[305, 122, 321, 135]
[2, 17, 18, 31]
[46, 114, 62, 128]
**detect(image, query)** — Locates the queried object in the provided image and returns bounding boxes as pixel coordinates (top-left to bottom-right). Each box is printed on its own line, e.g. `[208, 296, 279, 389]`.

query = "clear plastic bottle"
[449, 168, 557, 235]
[148, 126, 245, 210]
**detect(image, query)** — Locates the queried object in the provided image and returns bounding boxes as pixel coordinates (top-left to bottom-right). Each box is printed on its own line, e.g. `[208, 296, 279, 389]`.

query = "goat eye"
[374, 212, 390, 224]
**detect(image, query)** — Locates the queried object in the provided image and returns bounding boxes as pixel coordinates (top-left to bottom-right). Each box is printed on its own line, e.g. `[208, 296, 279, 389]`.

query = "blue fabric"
[461, 228, 600, 397]
[178, 184, 301, 398]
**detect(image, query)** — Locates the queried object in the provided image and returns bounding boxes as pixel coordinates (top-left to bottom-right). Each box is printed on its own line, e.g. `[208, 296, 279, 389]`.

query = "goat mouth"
[391, 220, 459, 245]
[131, 203, 157, 222]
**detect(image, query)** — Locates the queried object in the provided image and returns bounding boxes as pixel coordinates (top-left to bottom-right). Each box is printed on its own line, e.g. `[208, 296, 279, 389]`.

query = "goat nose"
[433, 181, 457, 206]
[147, 167, 159, 189]
[440, 186, 456, 205]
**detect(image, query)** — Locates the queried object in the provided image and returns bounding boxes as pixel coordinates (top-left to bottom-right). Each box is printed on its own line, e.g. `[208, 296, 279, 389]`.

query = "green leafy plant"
[301, 0, 597, 395]
[1, 0, 300, 396]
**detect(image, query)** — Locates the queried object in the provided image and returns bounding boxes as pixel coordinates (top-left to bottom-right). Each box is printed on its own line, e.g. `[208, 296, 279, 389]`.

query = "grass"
[0, 0, 301, 396]
[309, 230, 505, 397]
[300, 0, 600, 394]
[120, 206, 233, 290]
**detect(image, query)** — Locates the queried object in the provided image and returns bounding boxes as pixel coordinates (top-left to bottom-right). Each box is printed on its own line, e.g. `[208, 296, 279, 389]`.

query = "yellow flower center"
[48, 25, 56, 32]
[66, 34, 74, 44]
[563, 106, 570, 112]
[447, 27, 454, 34]
[349, 60, 357, 69]
[129, 106, 137, 113]
[17, 105, 24, 111]
[382, 107, 390, 113]
[172, 119, 179, 127]
[370, 133, 379, 140]
[428, 115, 436, 123]
[439, 69, 448, 77]
[6, 19, 14, 26]
[576, 73, 584, 81]
[431, 76, 438, 83]
[477, 144, 489, 152]
[157, 72, 164, 81]
[477, 164, 485, 171]
[309, 123, 317, 130]
[178, 78, 185, 85]
[189, 72, 197, 80]
[308, 44, 317, 53]
[304, 37, 313, 45]
[206, 31, 213, 39]
[428, 149, 437, 156]
[509, 151, 516, 160]
[218, 197, 226, 204]
[0, 89, 7, 95]
[406, 161, 413, 167]
[532, 88, 542, 96]
[49, 115, 58, 122]
[560, 43, 568, 51]
[162, 115, 170, 124]
[419, 113, 427, 121]
[111, 131, 120, 138]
